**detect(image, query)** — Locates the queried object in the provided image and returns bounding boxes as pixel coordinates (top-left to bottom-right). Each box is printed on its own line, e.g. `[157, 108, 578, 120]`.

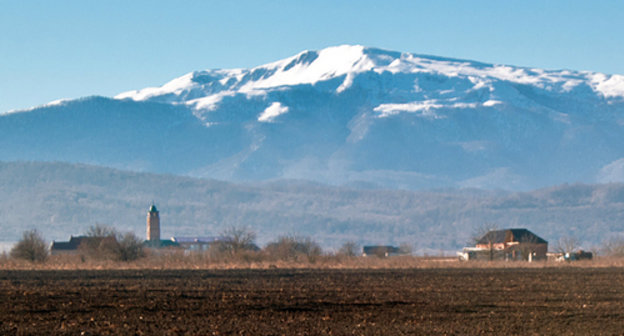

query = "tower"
[147, 204, 160, 242]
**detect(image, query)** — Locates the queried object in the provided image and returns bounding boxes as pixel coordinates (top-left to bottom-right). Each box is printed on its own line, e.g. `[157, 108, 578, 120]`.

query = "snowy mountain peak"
[4, 45, 624, 190]
[115, 45, 624, 114]
[239, 44, 375, 91]
[115, 45, 378, 102]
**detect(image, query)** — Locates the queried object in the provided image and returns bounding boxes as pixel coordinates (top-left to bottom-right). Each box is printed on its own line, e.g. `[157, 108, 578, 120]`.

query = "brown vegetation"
[337, 241, 359, 257]
[5, 225, 624, 270]
[602, 237, 624, 257]
[10, 230, 48, 262]
[75, 224, 145, 262]
[6, 250, 624, 270]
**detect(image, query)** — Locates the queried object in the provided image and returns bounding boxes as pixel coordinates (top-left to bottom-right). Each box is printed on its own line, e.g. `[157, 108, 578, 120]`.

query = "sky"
[1, 0, 623, 113]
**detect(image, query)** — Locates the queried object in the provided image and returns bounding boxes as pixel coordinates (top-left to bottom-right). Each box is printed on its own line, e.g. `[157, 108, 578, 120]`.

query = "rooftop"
[477, 229, 548, 245]
[171, 236, 224, 244]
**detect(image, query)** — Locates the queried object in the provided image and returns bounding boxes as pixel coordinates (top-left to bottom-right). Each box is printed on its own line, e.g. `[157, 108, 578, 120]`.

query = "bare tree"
[554, 236, 580, 255]
[95, 232, 145, 262]
[11, 230, 48, 262]
[81, 224, 144, 262]
[399, 243, 413, 255]
[114, 232, 145, 262]
[471, 223, 499, 261]
[338, 241, 359, 257]
[602, 237, 624, 257]
[217, 226, 258, 255]
[264, 235, 322, 262]
[80, 224, 118, 258]
[86, 223, 117, 238]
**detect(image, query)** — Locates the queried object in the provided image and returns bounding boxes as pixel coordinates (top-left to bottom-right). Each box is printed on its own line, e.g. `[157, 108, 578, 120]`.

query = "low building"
[170, 236, 224, 251]
[143, 239, 179, 249]
[459, 228, 548, 261]
[50, 236, 103, 255]
[362, 245, 401, 257]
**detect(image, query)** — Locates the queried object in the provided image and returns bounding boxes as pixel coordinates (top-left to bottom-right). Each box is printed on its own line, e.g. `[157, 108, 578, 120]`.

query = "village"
[36, 204, 594, 264]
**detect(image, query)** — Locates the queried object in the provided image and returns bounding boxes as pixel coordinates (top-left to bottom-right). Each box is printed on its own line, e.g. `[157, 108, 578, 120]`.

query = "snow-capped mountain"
[3, 45, 624, 190]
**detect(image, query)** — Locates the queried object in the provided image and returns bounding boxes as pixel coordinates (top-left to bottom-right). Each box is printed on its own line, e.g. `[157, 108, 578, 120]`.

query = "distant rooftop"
[171, 236, 224, 244]
[50, 235, 104, 251]
[477, 229, 547, 245]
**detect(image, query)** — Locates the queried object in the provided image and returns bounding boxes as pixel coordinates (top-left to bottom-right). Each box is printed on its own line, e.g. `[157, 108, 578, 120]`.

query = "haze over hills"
[1, 161, 624, 252]
[3, 46, 624, 251]
[2, 45, 624, 190]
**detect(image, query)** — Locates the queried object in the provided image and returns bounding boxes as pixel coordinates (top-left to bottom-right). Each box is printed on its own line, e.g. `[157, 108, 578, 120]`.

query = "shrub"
[217, 226, 259, 255]
[338, 241, 359, 257]
[11, 230, 48, 262]
[79, 224, 118, 259]
[80, 225, 144, 262]
[114, 232, 145, 262]
[555, 236, 581, 254]
[207, 226, 260, 263]
[86, 223, 117, 238]
[399, 243, 413, 255]
[264, 235, 322, 262]
[602, 237, 624, 257]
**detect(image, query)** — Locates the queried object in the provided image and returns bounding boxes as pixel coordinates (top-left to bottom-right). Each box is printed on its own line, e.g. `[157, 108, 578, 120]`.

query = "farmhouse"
[459, 228, 548, 261]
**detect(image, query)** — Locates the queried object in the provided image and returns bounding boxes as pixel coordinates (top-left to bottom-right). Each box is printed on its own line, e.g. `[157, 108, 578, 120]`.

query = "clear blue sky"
[1, 0, 623, 113]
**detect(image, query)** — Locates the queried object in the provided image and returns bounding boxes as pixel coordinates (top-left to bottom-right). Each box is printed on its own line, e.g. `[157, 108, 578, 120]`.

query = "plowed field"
[2, 268, 624, 335]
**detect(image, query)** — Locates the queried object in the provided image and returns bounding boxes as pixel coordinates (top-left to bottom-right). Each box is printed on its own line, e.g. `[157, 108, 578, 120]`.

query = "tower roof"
[148, 204, 158, 213]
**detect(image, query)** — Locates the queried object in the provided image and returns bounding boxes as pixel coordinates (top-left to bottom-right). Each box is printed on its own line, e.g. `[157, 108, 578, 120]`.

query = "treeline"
[10, 223, 624, 268]
[5, 225, 367, 264]
[9, 226, 145, 263]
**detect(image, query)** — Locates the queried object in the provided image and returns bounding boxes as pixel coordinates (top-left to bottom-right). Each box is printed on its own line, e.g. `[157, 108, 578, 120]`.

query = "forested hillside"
[1, 161, 623, 252]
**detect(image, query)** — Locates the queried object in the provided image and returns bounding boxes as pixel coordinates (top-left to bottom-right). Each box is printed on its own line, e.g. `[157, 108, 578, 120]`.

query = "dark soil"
[1, 268, 624, 335]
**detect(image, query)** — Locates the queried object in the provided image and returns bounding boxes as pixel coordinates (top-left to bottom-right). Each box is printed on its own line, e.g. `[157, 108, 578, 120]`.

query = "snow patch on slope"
[258, 102, 289, 122]
[187, 91, 236, 111]
[483, 100, 502, 107]
[116, 73, 196, 101]
[590, 74, 624, 98]
[373, 98, 502, 118]
[3, 98, 71, 115]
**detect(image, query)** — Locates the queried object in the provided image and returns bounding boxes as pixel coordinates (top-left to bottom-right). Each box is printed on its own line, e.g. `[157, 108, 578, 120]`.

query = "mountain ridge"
[114, 45, 624, 108]
[2, 45, 624, 190]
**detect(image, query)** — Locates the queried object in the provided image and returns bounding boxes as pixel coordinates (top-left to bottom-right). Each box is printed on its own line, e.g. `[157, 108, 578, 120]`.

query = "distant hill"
[1, 161, 624, 252]
[2, 45, 624, 190]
